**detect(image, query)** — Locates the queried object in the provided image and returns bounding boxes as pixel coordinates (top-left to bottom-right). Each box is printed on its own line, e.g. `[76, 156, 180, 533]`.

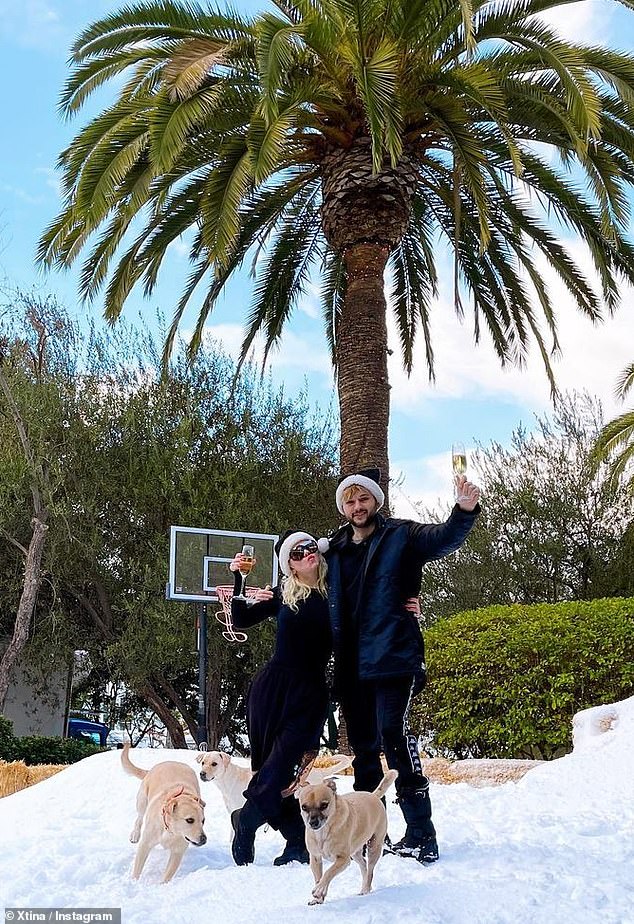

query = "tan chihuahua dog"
[298, 769, 398, 905]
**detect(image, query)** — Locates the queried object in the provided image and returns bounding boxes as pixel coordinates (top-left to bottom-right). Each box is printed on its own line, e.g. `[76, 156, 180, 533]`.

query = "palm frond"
[235, 183, 324, 373]
[616, 363, 634, 401]
[591, 409, 634, 491]
[168, 171, 320, 363]
[320, 250, 346, 368]
[199, 134, 254, 266]
[389, 200, 438, 376]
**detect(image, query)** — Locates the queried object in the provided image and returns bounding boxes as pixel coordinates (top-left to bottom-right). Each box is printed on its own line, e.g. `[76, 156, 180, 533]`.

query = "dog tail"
[120, 742, 147, 780]
[372, 769, 398, 800]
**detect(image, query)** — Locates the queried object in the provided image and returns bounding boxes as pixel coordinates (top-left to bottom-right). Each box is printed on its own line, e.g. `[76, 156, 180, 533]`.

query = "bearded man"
[322, 468, 480, 865]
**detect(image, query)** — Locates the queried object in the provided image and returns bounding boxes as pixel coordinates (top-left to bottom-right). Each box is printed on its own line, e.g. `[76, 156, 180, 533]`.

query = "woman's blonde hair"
[281, 556, 328, 612]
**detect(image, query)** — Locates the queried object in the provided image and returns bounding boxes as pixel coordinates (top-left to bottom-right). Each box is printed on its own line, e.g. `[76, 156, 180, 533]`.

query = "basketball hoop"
[214, 585, 259, 643]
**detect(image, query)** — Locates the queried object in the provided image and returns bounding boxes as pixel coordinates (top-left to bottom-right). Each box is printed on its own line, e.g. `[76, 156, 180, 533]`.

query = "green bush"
[411, 597, 634, 759]
[0, 715, 103, 764]
[11, 736, 103, 765]
[0, 714, 15, 751]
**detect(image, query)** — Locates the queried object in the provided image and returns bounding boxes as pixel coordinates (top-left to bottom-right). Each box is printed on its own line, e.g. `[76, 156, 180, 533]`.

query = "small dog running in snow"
[298, 769, 398, 905]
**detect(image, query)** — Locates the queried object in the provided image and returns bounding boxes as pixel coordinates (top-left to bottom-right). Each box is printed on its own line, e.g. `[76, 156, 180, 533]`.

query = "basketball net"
[214, 585, 259, 643]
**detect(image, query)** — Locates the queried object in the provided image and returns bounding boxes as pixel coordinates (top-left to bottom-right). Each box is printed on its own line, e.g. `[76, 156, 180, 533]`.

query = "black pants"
[245, 662, 328, 827]
[339, 673, 435, 838]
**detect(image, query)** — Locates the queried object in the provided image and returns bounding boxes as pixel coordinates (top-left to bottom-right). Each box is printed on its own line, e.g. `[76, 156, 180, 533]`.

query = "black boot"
[385, 784, 439, 865]
[388, 832, 439, 864]
[273, 799, 309, 866]
[231, 799, 266, 866]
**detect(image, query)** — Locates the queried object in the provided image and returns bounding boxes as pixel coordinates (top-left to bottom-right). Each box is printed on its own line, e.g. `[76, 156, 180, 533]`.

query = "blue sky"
[1, 0, 633, 517]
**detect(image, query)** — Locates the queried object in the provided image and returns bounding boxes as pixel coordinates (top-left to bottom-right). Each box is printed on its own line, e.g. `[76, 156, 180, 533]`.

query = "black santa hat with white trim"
[335, 467, 385, 515]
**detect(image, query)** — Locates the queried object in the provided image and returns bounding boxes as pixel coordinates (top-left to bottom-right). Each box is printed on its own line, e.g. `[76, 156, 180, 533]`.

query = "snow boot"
[385, 784, 439, 864]
[231, 799, 266, 866]
[273, 798, 309, 866]
[386, 833, 439, 864]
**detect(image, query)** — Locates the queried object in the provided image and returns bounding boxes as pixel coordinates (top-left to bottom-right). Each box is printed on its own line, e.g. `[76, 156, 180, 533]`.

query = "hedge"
[411, 597, 634, 759]
[0, 715, 103, 764]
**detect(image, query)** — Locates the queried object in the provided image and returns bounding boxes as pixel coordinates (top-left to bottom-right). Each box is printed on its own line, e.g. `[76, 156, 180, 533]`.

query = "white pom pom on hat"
[317, 537, 330, 554]
[335, 468, 385, 514]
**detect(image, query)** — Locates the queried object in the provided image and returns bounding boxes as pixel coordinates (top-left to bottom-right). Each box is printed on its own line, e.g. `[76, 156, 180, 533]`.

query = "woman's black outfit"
[230, 575, 331, 865]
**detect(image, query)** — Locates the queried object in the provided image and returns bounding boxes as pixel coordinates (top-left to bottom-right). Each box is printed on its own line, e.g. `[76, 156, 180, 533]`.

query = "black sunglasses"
[289, 540, 318, 562]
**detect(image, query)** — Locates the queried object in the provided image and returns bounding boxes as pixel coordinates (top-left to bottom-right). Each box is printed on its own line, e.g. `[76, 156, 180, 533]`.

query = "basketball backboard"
[167, 526, 279, 603]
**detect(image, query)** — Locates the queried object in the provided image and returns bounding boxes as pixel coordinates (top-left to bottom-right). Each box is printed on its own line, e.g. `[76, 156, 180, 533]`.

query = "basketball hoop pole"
[196, 602, 208, 749]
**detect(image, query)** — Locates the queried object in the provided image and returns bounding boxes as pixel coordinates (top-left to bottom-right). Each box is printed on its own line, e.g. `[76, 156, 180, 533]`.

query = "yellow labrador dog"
[196, 751, 252, 814]
[298, 769, 397, 905]
[121, 743, 207, 883]
[197, 751, 353, 814]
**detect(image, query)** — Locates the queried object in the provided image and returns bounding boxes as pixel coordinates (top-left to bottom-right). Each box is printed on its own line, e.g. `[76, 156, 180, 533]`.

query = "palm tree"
[39, 0, 634, 502]
[592, 363, 634, 492]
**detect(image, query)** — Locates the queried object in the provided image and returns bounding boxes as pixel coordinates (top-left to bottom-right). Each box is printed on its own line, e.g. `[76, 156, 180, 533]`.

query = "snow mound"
[572, 696, 633, 751]
[1, 698, 633, 924]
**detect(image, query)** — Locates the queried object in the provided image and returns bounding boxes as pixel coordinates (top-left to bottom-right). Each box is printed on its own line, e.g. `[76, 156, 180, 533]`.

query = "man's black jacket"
[325, 505, 479, 681]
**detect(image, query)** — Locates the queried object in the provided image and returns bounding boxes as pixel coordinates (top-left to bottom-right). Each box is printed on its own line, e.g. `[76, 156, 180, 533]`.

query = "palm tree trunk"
[336, 242, 391, 505]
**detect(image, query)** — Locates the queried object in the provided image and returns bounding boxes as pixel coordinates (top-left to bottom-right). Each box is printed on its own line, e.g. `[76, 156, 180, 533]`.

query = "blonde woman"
[228, 529, 331, 868]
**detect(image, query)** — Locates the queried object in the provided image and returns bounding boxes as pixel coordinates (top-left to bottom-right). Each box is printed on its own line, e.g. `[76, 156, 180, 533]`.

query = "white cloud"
[196, 322, 333, 379]
[34, 166, 62, 197]
[536, 1, 613, 44]
[0, 181, 44, 206]
[387, 237, 634, 423]
[390, 450, 458, 519]
[168, 237, 190, 258]
[387, 230, 634, 520]
[296, 282, 321, 320]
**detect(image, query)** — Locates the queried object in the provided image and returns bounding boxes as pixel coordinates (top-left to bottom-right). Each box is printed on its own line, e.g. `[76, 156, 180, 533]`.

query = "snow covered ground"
[1, 698, 633, 924]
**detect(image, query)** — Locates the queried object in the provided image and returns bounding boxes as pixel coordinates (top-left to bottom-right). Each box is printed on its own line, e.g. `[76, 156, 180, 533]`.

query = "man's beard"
[348, 509, 377, 529]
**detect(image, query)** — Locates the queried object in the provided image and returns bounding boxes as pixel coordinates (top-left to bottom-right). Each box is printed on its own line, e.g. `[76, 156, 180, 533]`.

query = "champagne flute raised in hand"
[452, 442, 467, 498]
[234, 544, 255, 601]
[452, 442, 467, 477]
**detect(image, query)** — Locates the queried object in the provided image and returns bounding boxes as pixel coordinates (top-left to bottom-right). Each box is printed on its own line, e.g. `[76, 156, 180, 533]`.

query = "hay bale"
[421, 757, 541, 786]
[26, 763, 67, 786]
[0, 760, 66, 798]
[0, 760, 30, 798]
[314, 752, 541, 787]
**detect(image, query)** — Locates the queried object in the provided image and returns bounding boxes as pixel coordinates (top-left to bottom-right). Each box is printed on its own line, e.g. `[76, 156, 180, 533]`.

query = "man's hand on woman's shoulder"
[253, 584, 275, 603]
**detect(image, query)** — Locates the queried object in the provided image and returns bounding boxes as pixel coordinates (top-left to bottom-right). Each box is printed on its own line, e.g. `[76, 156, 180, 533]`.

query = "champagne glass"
[452, 442, 467, 498]
[452, 442, 467, 477]
[234, 544, 255, 601]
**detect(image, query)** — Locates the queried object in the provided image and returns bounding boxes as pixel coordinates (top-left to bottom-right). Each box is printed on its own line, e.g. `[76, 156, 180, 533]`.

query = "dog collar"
[162, 785, 185, 829]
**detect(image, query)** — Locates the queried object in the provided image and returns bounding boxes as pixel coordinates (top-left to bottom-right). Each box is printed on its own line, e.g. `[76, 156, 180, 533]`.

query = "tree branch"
[155, 676, 197, 741]
[0, 363, 45, 518]
[0, 527, 28, 557]
[0, 516, 49, 709]
[67, 587, 113, 641]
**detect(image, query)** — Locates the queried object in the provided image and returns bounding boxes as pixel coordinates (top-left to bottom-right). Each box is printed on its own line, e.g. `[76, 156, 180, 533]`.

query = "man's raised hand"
[454, 475, 480, 512]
